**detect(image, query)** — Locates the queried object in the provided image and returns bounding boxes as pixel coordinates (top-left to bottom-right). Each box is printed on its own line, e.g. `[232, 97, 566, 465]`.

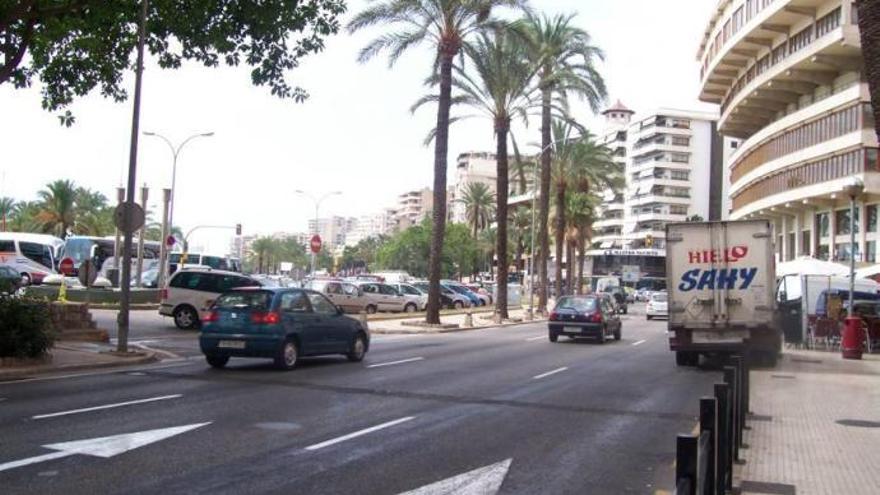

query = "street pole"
[844, 180, 864, 315]
[157, 188, 171, 289]
[296, 190, 342, 276]
[527, 158, 538, 320]
[136, 184, 148, 287]
[312, 203, 319, 275]
[118, 0, 149, 354]
[114, 187, 124, 271]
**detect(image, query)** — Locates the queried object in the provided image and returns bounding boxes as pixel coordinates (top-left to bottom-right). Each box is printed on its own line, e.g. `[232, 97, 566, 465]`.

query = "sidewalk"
[736, 349, 880, 495]
[0, 342, 158, 381]
[368, 308, 545, 334]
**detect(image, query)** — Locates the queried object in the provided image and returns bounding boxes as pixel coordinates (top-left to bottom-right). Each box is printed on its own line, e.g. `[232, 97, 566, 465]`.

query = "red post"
[842, 316, 865, 360]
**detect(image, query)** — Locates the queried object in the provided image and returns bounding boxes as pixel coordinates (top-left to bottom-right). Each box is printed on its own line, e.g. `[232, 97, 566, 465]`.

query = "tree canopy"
[0, 0, 347, 115]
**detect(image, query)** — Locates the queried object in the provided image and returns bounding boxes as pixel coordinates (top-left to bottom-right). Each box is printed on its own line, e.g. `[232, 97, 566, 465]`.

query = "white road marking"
[367, 357, 425, 369]
[0, 422, 210, 472]
[0, 361, 196, 386]
[532, 367, 568, 380]
[305, 416, 415, 451]
[525, 335, 545, 341]
[632, 339, 647, 346]
[32, 395, 182, 420]
[396, 458, 512, 495]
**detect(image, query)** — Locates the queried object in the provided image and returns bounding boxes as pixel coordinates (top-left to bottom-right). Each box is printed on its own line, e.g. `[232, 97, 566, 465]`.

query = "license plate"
[692, 330, 747, 344]
[218, 340, 245, 349]
[564, 326, 582, 333]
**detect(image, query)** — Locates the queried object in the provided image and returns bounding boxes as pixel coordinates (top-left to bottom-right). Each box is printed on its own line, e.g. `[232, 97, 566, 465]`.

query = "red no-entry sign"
[59, 257, 75, 276]
[310, 235, 322, 254]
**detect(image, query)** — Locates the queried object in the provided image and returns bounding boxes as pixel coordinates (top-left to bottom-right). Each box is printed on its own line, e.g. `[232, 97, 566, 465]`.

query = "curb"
[0, 351, 159, 382]
[371, 318, 547, 335]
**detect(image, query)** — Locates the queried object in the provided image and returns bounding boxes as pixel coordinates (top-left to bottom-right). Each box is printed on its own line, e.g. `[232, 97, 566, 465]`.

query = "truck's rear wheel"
[675, 351, 698, 367]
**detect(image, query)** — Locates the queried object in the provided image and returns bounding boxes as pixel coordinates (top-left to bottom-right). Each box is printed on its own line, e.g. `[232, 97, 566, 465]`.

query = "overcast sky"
[0, 0, 718, 253]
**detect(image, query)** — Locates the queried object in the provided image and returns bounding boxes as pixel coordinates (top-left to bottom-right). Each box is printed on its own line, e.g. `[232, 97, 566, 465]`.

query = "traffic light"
[235, 223, 242, 236]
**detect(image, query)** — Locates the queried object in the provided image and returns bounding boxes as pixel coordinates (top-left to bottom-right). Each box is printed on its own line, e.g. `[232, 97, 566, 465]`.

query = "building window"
[836, 243, 860, 262]
[868, 205, 878, 232]
[670, 170, 690, 181]
[671, 136, 690, 147]
[802, 230, 811, 256]
[670, 205, 688, 215]
[836, 207, 860, 236]
[817, 244, 830, 260]
[817, 213, 830, 238]
[867, 241, 877, 263]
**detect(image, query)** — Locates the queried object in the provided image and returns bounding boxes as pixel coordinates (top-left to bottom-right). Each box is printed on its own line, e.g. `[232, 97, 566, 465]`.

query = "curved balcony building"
[698, 0, 878, 264]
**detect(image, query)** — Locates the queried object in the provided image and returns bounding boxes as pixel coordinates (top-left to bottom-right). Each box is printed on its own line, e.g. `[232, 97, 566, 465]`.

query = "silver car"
[392, 283, 428, 311]
[306, 279, 369, 314]
[355, 282, 422, 313]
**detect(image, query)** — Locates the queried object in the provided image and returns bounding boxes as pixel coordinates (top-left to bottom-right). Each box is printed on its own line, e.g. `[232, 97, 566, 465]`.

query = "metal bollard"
[700, 397, 718, 495]
[714, 382, 732, 493]
[359, 311, 369, 331]
[463, 311, 474, 327]
[675, 434, 698, 495]
[723, 365, 740, 463]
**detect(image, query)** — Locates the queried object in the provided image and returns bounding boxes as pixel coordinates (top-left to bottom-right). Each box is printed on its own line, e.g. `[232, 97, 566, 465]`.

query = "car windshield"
[651, 293, 668, 302]
[214, 291, 272, 310]
[556, 297, 597, 312]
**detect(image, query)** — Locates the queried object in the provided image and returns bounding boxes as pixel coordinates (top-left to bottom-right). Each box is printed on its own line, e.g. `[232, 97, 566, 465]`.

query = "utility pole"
[114, 187, 125, 271]
[136, 184, 148, 287]
[157, 188, 171, 289]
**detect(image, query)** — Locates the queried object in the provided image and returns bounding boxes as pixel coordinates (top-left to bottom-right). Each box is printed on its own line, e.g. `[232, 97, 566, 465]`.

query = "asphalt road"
[0, 315, 718, 494]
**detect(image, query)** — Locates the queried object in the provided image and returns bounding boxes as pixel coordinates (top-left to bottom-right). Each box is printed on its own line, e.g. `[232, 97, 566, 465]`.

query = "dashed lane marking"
[305, 416, 415, 451]
[367, 357, 425, 369]
[632, 339, 647, 346]
[525, 336, 545, 341]
[32, 394, 183, 420]
[532, 367, 568, 380]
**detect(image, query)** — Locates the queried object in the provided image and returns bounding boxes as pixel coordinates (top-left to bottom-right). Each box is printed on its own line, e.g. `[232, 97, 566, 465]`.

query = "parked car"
[465, 284, 493, 306]
[391, 283, 428, 311]
[412, 281, 471, 309]
[443, 281, 482, 307]
[356, 282, 421, 313]
[160, 268, 261, 329]
[306, 279, 372, 314]
[199, 287, 369, 369]
[0, 264, 27, 294]
[646, 291, 669, 320]
[548, 295, 621, 343]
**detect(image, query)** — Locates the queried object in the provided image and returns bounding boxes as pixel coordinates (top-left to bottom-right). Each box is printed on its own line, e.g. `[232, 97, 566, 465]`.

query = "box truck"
[665, 220, 781, 366]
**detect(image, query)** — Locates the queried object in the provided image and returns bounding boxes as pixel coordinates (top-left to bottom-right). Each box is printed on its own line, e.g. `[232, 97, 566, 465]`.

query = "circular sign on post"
[310, 235, 322, 254]
[59, 257, 75, 276]
[166, 235, 176, 247]
[78, 259, 98, 287]
[114, 203, 146, 234]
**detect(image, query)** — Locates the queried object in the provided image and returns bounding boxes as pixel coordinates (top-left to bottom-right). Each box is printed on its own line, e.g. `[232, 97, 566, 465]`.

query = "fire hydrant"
[842, 316, 865, 360]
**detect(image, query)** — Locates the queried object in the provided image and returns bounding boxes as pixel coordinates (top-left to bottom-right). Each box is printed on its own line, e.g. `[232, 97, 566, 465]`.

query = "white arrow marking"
[532, 367, 568, 380]
[367, 357, 424, 368]
[305, 416, 414, 451]
[396, 459, 512, 495]
[0, 422, 210, 472]
[33, 394, 183, 419]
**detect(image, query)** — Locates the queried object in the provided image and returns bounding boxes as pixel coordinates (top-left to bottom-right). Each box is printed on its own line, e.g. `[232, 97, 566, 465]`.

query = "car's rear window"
[651, 293, 668, 302]
[556, 297, 597, 312]
[214, 291, 272, 310]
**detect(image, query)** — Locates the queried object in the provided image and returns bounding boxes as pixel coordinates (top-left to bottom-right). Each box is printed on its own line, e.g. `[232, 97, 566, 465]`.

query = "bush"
[0, 296, 56, 358]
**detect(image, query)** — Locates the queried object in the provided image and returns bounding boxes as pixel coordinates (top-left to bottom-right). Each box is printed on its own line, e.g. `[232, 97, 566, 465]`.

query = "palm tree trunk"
[515, 237, 524, 274]
[576, 236, 586, 295]
[537, 82, 552, 313]
[496, 122, 511, 320]
[566, 239, 575, 295]
[857, 0, 880, 142]
[425, 51, 454, 325]
[554, 181, 566, 299]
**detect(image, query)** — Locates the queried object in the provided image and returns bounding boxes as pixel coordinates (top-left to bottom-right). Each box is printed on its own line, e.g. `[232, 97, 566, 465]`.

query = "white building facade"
[698, 0, 877, 264]
[450, 152, 498, 224]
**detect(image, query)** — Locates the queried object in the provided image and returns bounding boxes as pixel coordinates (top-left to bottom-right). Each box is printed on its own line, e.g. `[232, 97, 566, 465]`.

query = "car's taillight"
[203, 311, 219, 323]
[589, 312, 603, 323]
[161, 289, 168, 301]
[251, 311, 280, 325]
[549, 311, 559, 320]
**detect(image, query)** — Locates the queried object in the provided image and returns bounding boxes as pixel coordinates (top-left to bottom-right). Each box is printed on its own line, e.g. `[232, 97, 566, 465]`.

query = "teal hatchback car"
[199, 288, 369, 370]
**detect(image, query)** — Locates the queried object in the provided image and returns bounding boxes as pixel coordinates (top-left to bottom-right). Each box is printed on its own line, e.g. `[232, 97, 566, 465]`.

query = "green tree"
[0, 197, 14, 231]
[0, 1, 346, 117]
[453, 29, 535, 319]
[250, 237, 275, 274]
[458, 182, 496, 238]
[349, 0, 527, 324]
[519, 12, 607, 311]
[73, 187, 113, 236]
[509, 206, 531, 274]
[8, 201, 41, 232]
[36, 179, 76, 238]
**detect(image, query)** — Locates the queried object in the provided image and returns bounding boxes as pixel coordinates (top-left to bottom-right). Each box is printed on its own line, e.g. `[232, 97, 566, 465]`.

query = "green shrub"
[0, 296, 56, 358]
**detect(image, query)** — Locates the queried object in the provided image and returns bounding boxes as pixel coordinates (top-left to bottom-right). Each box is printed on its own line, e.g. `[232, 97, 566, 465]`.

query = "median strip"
[367, 357, 424, 369]
[532, 367, 568, 380]
[305, 416, 415, 451]
[32, 394, 183, 420]
[632, 339, 647, 346]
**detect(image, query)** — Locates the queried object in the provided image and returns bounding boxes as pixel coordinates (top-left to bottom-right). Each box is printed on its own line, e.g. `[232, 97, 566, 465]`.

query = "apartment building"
[592, 101, 633, 252]
[308, 216, 357, 250]
[394, 188, 434, 230]
[698, 0, 877, 263]
[345, 208, 397, 246]
[450, 152, 498, 224]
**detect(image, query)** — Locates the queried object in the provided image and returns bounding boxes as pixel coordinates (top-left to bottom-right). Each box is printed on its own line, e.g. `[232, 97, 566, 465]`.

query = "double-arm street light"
[295, 190, 342, 275]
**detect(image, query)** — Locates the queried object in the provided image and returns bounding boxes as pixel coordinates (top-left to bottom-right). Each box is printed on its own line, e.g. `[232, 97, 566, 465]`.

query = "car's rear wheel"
[646, 314, 652, 321]
[275, 340, 299, 370]
[348, 334, 367, 362]
[365, 305, 378, 314]
[404, 303, 417, 313]
[205, 354, 229, 368]
[453, 301, 463, 309]
[549, 331, 558, 343]
[173, 305, 199, 330]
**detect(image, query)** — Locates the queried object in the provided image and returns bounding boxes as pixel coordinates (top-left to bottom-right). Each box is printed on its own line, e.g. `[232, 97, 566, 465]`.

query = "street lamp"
[143, 131, 214, 284]
[296, 190, 342, 275]
[843, 180, 864, 313]
[527, 135, 581, 319]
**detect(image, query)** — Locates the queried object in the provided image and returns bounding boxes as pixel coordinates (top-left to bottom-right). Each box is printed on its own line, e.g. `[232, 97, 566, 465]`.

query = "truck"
[665, 220, 781, 366]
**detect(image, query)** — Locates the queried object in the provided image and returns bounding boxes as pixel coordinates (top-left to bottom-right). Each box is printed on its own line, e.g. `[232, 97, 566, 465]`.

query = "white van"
[0, 233, 62, 284]
[169, 252, 240, 273]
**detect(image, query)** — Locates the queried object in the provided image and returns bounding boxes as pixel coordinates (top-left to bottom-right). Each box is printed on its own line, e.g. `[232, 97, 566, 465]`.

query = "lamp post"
[843, 180, 864, 312]
[527, 136, 581, 318]
[296, 190, 342, 275]
[143, 131, 213, 280]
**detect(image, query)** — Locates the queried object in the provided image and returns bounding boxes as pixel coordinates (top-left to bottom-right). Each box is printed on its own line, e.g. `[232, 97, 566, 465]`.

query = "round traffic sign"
[310, 235, 322, 254]
[166, 235, 176, 247]
[114, 202, 145, 234]
[59, 257, 75, 276]
[78, 259, 98, 287]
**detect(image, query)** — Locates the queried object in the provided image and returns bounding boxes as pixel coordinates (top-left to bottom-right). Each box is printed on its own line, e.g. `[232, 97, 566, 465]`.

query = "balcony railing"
[701, 0, 781, 80]
[732, 147, 879, 211]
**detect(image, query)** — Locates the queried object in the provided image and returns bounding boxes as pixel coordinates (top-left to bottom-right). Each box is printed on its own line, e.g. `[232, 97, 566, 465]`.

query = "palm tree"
[458, 182, 496, 238]
[566, 192, 596, 294]
[73, 187, 113, 236]
[520, 12, 607, 312]
[550, 122, 620, 297]
[8, 201, 41, 232]
[856, 1, 880, 141]
[0, 197, 14, 231]
[509, 206, 531, 273]
[453, 29, 536, 319]
[36, 179, 77, 238]
[348, 0, 527, 325]
[250, 237, 275, 274]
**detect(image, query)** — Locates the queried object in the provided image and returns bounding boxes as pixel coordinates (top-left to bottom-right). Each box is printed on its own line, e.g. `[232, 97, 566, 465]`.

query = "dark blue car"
[199, 287, 369, 370]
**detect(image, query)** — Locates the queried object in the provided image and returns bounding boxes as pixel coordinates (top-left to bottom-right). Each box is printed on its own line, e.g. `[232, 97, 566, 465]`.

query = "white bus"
[168, 252, 241, 273]
[0, 233, 63, 284]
